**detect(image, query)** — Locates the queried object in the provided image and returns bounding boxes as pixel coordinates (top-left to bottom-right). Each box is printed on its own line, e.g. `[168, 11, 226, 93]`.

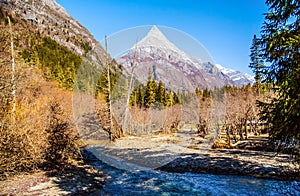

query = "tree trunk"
[8, 16, 16, 124]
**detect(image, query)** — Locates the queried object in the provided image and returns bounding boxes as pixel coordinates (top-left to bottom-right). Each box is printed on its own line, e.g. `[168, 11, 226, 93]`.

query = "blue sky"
[56, 0, 268, 74]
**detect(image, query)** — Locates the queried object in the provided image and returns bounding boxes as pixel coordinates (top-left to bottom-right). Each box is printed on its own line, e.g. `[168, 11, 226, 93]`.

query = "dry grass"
[0, 12, 86, 187]
[0, 59, 80, 180]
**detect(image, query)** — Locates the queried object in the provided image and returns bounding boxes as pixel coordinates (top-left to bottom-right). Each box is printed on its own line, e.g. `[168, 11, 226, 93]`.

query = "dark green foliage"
[95, 63, 120, 102]
[249, 34, 264, 95]
[249, 35, 264, 83]
[74, 60, 99, 93]
[21, 37, 82, 89]
[258, 0, 300, 152]
[129, 78, 181, 109]
[129, 85, 145, 107]
[173, 92, 180, 105]
[37, 37, 82, 88]
[80, 41, 92, 54]
[144, 79, 158, 107]
[156, 81, 166, 104]
[164, 88, 181, 107]
[203, 88, 211, 99]
[195, 87, 212, 102]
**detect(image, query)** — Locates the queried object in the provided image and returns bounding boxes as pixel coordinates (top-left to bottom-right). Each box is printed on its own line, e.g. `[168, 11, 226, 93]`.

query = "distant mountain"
[215, 64, 255, 87]
[117, 26, 253, 91]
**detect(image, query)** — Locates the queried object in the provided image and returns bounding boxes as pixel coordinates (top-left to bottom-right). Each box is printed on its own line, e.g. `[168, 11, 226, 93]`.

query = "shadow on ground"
[41, 161, 105, 195]
[0, 157, 106, 195]
[157, 150, 300, 181]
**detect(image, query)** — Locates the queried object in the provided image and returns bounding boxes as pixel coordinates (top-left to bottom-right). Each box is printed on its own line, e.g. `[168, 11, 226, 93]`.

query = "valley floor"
[1, 131, 298, 195]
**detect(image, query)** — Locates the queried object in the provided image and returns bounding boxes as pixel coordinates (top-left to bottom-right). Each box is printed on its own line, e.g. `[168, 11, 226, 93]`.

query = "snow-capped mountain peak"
[215, 64, 235, 75]
[244, 74, 255, 83]
[215, 64, 255, 86]
[135, 25, 181, 53]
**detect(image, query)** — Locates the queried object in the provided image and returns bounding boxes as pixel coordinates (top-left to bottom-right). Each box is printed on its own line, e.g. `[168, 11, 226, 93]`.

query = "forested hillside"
[0, 4, 122, 180]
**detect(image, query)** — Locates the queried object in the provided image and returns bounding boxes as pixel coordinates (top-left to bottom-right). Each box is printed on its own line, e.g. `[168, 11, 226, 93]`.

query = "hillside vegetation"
[0, 6, 88, 179]
[0, 4, 126, 179]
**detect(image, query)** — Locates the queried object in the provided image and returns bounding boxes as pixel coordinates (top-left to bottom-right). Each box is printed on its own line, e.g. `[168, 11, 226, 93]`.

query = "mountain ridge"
[215, 64, 255, 86]
[118, 26, 252, 91]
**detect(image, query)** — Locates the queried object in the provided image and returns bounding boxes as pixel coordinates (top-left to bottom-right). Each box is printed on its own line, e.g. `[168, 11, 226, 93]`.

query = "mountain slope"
[117, 26, 251, 91]
[0, 0, 125, 142]
[0, 0, 107, 66]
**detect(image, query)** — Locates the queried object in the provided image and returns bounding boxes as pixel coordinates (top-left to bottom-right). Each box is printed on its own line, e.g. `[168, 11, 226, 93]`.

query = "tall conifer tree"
[259, 0, 300, 150]
[249, 34, 264, 95]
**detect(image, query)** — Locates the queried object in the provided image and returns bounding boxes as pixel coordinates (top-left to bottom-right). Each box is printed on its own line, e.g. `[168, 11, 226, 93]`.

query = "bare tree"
[217, 86, 260, 148]
[95, 36, 123, 141]
[8, 16, 16, 124]
[197, 90, 212, 136]
[123, 43, 138, 133]
[104, 36, 114, 140]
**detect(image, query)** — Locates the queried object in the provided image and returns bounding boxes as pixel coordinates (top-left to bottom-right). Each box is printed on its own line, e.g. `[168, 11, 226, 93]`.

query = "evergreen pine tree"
[165, 88, 174, 107]
[145, 79, 157, 108]
[203, 88, 211, 100]
[258, 0, 300, 150]
[136, 85, 144, 108]
[129, 88, 137, 106]
[173, 92, 180, 104]
[195, 87, 202, 98]
[156, 81, 166, 105]
[249, 34, 264, 95]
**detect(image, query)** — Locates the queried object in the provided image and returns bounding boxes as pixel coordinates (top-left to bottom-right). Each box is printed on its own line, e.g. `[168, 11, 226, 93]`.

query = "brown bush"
[0, 64, 80, 180]
[0, 98, 49, 179]
[0, 15, 81, 180]
[119, 104, 181, 135]
[0, 95, 81, 180]
[96, 100, 123, 140]
[43, 101, 81, 165]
